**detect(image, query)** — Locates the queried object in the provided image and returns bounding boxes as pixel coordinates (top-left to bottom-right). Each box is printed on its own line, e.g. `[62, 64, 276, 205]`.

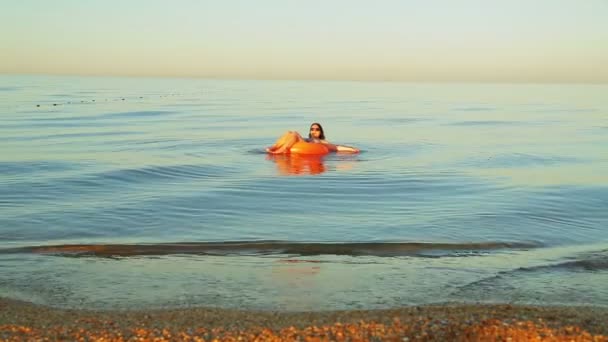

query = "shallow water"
[1, 75, 607, 310]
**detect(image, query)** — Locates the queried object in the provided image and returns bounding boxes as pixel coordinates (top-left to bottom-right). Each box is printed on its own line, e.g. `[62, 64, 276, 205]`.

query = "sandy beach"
[1, 298, 607, 341]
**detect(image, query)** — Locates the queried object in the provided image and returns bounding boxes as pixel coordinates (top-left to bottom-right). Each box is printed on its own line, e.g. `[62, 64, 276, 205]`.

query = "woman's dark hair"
[309, 122, 326, 140]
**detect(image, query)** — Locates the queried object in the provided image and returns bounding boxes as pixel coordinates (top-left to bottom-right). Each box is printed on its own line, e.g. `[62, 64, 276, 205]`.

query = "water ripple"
[462, 153, 584, 168]
[95, 110, 177, 119]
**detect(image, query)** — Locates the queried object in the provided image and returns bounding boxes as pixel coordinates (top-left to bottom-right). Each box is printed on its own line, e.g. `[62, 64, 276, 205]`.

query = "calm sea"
[1, 75, 607, 311]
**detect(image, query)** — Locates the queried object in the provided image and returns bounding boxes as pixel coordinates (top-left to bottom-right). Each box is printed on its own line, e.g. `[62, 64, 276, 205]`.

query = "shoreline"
[1, 298, 607, 340]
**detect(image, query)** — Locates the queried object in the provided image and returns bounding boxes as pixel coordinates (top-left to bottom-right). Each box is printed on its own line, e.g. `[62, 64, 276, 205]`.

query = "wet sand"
[1, 298, 607, 341]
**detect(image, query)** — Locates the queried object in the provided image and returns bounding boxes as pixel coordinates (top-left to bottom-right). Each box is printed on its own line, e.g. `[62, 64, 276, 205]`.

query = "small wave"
[448, 120, 519, 126]
[0, 241, 541, 258]
[453, 107, 496, 112]
[360, 117, 431, 125]
[38, 131, 141, 140]
[462, 153, 583, 168]
[99, 164, 232, 183]
[516, 254, 608, 272]
[453, 250, 608, 299]
[462, 249, 608, 286]
[96, 110, 176, 119]
[534, 108, 597, 113]
[0, 161, 76, 176]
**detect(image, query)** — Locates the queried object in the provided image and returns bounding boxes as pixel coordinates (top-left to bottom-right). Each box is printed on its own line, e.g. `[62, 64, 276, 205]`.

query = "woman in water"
[266, 122, 360, 154]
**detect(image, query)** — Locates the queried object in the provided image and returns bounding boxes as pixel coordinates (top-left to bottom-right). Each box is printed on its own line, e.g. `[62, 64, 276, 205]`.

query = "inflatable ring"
[289, 141, 330, 155]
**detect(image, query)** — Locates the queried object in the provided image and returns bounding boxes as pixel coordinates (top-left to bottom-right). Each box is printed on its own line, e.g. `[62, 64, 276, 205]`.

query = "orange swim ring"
[288, 141, 330, 155]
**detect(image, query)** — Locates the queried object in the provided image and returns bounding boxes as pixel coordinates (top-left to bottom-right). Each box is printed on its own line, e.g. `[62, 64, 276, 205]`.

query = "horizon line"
[2, 71, 607, 85]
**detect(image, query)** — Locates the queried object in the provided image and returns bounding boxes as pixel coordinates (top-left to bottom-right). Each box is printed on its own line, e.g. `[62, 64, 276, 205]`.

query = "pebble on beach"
[1, 299, 607, 341]
[1, 317, 606, 341]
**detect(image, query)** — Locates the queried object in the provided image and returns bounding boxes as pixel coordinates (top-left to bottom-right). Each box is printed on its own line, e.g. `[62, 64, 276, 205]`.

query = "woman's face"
[309, 124, 322, 139]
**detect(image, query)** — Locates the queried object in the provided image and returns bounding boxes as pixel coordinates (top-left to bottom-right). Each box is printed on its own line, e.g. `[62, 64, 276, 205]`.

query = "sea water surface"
[0, 75, 607, 310]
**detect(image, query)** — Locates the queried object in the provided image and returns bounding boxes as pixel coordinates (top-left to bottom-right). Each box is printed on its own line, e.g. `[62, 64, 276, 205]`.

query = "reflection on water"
[266, 153, 358, 176]
[272, 259, 322, 310]
[266, 154, 327, 176]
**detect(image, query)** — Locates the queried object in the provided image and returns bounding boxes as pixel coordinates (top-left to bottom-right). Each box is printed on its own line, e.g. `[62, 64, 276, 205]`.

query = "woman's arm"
[335, 145, 360, 153]
[321, 140, 360, 153]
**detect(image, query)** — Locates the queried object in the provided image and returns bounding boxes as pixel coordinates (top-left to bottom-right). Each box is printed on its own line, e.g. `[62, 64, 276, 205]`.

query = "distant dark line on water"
[0, 241, 542, 258]
[447, 120, 520, 126]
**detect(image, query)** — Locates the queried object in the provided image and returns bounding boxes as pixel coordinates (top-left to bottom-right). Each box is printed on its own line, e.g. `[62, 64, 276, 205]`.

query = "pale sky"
[1, 0, 607, 82]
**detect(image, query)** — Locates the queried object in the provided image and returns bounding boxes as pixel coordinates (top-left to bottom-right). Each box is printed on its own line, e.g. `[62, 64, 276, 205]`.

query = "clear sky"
[2, 0, 607, 82]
